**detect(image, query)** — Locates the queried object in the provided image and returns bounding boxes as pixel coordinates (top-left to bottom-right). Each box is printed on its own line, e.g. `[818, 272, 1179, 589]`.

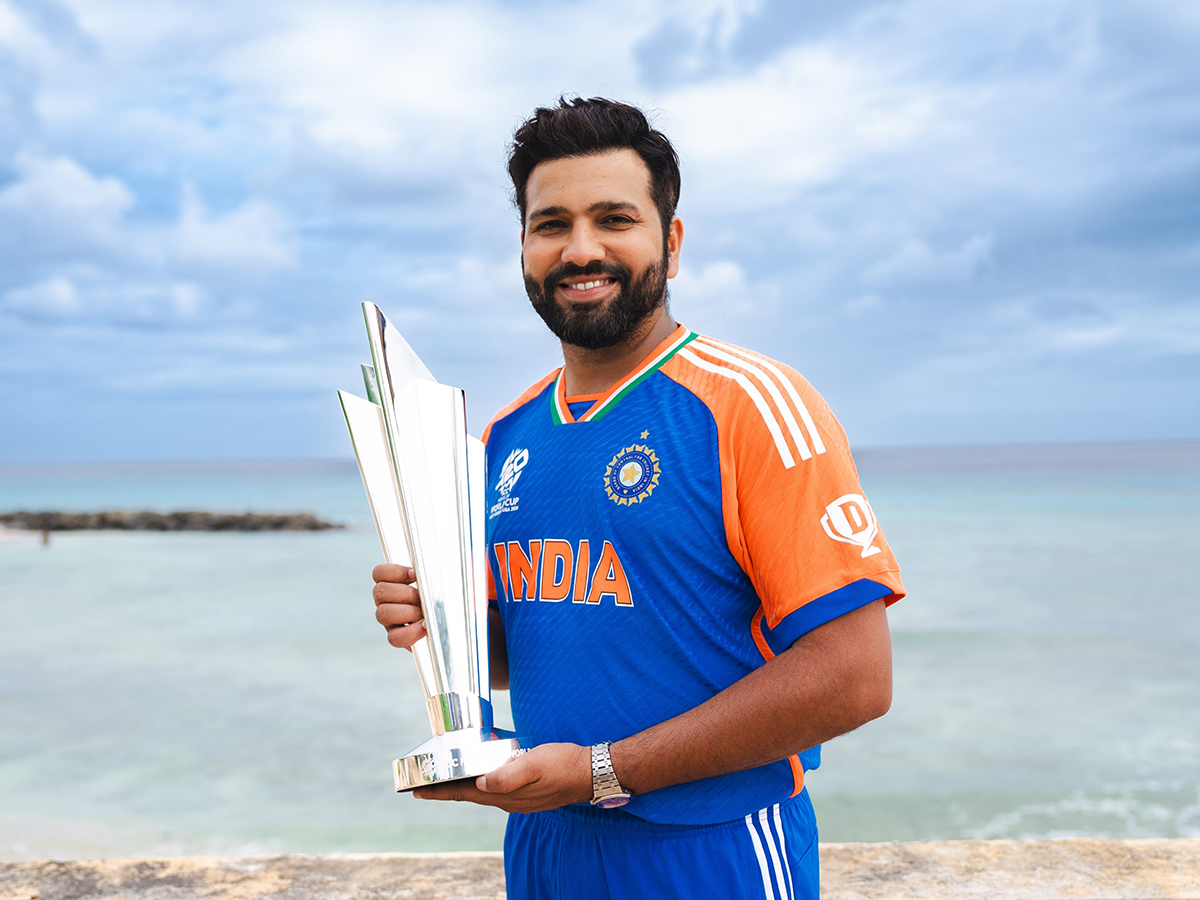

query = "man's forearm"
[610, 599, 892, 797]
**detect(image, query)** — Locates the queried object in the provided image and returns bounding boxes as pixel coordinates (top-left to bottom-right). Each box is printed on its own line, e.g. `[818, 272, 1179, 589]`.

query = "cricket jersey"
[483, 324, 904, 826]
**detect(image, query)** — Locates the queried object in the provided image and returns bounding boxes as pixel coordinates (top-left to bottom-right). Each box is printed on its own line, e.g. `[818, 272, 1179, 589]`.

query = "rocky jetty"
[0, 511, 342, 532]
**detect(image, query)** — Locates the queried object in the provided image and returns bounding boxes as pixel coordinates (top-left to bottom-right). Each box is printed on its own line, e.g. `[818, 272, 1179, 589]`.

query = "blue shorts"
[503, 790, 818, 900]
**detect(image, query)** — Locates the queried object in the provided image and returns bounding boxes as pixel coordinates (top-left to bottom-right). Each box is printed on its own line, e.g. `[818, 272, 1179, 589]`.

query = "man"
[372, 97, 904, 900]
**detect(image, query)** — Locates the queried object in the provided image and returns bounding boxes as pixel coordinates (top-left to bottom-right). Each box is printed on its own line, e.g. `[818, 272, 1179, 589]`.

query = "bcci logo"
[604, 444, 661, 506]
[490, 447, 528, 519]
[820, 493, 881, 558]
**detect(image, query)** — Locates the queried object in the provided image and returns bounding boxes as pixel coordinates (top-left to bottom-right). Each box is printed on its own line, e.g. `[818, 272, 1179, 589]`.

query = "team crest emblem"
[604, 444, 660, 506]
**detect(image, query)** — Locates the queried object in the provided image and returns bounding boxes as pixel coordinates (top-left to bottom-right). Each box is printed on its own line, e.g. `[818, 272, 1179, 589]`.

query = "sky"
[1, 0, 1198, 462]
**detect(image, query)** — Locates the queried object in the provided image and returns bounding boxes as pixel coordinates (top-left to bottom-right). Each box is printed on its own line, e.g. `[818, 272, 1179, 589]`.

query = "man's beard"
[524, 256, 668, 350]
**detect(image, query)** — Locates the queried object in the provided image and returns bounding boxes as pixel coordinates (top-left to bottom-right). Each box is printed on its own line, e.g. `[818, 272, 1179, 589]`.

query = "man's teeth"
[569, 280, 610, 290]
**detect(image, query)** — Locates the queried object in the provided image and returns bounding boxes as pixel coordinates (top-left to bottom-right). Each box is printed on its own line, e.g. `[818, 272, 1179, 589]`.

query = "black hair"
[508, 97, 681, 237]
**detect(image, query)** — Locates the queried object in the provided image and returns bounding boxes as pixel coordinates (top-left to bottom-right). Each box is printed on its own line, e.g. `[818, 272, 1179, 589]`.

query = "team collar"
[550, 325, 698, 425]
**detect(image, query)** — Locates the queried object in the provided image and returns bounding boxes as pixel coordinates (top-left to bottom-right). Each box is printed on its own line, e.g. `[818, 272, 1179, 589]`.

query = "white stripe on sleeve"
[701, 337, 827, 455]
[678, 348, 796, 469]
[693, 339, 812, 461]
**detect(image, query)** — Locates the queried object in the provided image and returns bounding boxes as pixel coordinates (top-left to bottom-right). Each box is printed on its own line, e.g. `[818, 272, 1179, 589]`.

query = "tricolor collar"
[550, 325, 698, 424]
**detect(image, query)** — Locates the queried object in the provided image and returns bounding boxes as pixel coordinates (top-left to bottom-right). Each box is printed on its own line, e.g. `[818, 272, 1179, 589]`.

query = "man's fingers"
[477, 755, 535, 794]
[372, 563, 416, 585]
[376, 601, 424, 628]
[373, 581, 420, 608]
[413, 781, 497, 805]
[386, 621, 427, 649]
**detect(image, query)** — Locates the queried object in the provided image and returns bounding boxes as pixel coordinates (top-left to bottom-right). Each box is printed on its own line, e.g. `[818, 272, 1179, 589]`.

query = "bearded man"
[371, 97, 905, 900]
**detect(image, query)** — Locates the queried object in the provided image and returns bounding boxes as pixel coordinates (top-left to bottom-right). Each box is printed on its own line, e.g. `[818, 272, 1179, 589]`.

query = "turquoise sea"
[1, 443, 1198, 860]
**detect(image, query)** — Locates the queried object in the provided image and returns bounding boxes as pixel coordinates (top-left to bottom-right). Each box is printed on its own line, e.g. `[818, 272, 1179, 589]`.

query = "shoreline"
[2, 840, 1198, 899]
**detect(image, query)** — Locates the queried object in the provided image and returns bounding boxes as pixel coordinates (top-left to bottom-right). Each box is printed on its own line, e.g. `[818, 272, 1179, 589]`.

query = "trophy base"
[394, 728, 529, 792]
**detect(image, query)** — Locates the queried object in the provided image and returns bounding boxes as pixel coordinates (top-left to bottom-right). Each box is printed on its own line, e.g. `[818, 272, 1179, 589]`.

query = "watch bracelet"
[590, 741, 628, 802]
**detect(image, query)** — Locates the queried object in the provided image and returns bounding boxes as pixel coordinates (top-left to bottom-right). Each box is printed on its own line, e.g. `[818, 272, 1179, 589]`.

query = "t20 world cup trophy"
[338, 302, 526, 791]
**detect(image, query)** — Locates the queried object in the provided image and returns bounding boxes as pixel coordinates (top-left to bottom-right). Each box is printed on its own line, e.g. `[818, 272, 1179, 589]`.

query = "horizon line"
[1, 438, 1197, 475]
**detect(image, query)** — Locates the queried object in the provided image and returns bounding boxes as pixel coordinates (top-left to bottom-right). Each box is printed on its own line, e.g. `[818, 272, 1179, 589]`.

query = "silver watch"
[590, 742, 631, 808]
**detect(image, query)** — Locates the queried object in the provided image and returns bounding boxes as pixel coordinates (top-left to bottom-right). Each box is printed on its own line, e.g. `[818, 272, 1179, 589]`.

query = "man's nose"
[561, 222, 605, 266]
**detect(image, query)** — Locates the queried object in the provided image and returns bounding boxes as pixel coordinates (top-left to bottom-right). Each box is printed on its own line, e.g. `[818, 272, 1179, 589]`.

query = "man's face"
[521, 149, 681, 350]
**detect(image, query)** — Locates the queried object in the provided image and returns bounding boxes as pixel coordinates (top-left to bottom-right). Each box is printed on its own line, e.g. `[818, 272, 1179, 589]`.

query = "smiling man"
[372, 98, 905, 900]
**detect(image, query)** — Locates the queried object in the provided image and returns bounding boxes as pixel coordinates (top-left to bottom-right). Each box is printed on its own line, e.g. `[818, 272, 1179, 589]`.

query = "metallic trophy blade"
[338, 390, 438, 711]
[361, 364, 382, 405]
[467, 435, 490, 705]
[354, 301, 526, 792]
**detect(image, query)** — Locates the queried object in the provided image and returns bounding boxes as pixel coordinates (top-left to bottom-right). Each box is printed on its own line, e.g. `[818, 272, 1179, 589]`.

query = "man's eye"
[535, 221, 566, 232]
[602, 216, 634, 226]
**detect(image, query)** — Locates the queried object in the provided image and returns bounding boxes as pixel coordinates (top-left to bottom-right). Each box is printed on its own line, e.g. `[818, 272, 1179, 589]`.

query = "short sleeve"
[727, 364, 904, 629]
[661, 336, 904, 634]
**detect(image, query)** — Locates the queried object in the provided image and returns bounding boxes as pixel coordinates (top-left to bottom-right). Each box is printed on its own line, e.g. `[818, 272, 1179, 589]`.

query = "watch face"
[596, 794, 631, 809]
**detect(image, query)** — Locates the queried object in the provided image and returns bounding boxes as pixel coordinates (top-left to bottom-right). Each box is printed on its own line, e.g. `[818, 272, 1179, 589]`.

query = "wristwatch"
[590, 741, 631, 808]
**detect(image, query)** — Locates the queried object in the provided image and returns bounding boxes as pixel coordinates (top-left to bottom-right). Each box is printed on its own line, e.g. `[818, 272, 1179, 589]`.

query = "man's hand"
[372, 563, 426, 650]
[412, 743, 592, 813]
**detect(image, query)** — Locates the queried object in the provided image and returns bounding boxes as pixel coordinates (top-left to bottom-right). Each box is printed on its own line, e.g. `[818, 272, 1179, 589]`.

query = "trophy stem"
[426, 691, 491, 735]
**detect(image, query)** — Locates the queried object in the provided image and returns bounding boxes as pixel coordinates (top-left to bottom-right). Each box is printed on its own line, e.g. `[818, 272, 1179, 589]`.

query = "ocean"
[1, 443, 1198, 860]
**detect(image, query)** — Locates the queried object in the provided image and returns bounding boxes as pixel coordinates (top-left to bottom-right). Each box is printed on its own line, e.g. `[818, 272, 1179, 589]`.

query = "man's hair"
[508, 97, 681, 237]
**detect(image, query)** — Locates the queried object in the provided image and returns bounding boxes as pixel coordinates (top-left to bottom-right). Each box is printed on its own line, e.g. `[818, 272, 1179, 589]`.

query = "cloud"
[0, 152, 134, 259]
[670, 259, 776, 322]
[2, 273, 208, 325]
[863, 235, 993, 285]
[0, 0, 1198, 458]
[3, 275, 80, 318]
[172, 182, 294, 276]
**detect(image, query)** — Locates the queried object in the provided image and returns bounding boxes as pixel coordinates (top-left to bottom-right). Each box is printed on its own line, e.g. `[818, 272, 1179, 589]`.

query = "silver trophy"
[338, 302, 526, 792]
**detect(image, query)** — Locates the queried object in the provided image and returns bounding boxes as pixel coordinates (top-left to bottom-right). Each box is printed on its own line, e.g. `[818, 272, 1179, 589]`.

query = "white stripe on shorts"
[744, 813, 776, 900]
[759, 806, 791, 900]
[773, 803, 797, 900]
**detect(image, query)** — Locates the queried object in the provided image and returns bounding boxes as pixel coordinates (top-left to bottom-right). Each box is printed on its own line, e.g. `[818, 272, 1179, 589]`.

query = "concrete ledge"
[820, 839, 1200, 899]
[1, 840, 1197, 900]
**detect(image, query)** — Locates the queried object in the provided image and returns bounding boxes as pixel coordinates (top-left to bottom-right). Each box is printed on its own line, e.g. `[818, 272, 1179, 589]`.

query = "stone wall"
[2, 840, 1197, 900]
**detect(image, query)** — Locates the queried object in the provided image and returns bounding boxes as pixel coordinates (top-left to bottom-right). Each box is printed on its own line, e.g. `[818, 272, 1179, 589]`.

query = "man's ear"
[666, 217, 684, 279]
[519, 228, 525, 247]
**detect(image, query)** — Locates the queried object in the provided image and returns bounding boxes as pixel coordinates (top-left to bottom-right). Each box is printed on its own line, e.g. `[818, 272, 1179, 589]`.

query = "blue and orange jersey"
[482, 324, 904, 825]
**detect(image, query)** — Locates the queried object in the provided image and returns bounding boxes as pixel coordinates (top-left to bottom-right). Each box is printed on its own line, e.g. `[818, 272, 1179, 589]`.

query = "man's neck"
[560, 308, 679, 396]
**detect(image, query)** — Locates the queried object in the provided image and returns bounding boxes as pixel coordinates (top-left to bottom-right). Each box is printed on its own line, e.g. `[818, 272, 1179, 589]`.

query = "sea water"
[1, 444, 1197, 860]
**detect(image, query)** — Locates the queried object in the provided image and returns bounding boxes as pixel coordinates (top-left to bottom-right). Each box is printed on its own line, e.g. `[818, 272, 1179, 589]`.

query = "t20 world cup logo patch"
[604, 444, 661, 506]
[490, 447, 528, 519]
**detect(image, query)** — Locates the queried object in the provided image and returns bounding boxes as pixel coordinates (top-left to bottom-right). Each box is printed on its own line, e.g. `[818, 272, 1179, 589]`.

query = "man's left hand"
[412, 743, 593, 813]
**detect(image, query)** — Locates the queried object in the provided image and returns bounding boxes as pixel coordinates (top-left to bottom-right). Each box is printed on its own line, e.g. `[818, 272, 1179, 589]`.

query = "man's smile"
[559, 277, 618, 302]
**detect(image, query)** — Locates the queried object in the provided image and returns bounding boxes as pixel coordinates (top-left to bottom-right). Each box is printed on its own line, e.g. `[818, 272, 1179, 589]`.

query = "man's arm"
[413, 598, 892, 812]
[372, 563, 510, 690]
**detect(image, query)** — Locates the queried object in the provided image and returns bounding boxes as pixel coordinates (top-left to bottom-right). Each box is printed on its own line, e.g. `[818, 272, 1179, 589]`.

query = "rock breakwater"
[0, 511, 341, 532]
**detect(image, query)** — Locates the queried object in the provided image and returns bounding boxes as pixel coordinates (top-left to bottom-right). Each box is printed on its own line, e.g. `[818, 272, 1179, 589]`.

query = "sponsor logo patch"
[820, 493, 881, 557]
[604, 443, 660, 506]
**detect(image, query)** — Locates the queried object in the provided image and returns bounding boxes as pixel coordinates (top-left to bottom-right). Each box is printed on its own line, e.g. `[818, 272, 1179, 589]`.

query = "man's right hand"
[372, 563, 427, 650]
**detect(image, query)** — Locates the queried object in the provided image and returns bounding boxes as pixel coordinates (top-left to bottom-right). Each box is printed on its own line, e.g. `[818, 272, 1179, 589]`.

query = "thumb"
[477, 753, 533, 793]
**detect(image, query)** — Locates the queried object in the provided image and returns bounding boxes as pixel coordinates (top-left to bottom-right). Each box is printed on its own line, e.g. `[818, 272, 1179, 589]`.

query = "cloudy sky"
[1, 0, 1197, 462]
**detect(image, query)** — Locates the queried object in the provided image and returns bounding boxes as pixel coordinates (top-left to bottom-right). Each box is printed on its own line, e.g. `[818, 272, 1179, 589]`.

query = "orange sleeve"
[663, 337, 904, 629]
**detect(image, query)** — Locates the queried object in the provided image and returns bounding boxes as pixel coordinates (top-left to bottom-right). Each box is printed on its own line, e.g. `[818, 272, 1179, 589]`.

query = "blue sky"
[1, 0, 1197, 462]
